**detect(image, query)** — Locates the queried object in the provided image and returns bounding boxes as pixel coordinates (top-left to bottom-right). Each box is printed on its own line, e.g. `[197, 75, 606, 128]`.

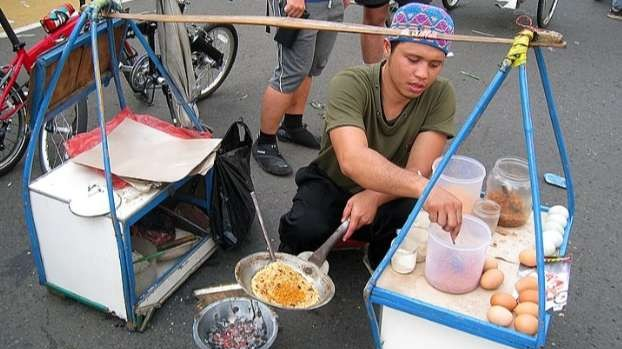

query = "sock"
[257, 131, 277, 145]
[283, 113, 303, 129]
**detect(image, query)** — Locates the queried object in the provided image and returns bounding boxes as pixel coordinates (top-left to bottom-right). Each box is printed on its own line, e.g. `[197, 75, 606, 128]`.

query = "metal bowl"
[192, 297, 278, 349]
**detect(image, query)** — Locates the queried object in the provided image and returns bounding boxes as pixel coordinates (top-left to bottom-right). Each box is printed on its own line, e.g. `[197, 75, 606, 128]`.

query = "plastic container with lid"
[472, 198, 501, 236]
[424, 215, 491, 294]
[485, 157, 532, 227]
[432, 155, 486, 213]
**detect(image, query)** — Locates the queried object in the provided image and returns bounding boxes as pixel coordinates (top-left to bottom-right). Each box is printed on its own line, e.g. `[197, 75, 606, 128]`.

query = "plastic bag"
[209, 121, 255, 248]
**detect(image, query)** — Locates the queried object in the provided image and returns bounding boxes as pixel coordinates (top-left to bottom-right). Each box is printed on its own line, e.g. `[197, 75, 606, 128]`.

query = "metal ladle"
[250, 191, 276, 262]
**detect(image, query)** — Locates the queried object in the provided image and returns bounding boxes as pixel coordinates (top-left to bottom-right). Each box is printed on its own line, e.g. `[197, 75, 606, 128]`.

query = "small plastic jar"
[472, 198, 501, 236]
[485, 157, 532, 227]
[391, 235, 417, 274]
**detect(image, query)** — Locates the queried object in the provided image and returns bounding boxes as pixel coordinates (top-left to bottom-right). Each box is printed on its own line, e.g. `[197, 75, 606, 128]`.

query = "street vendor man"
[278, 3, 463, 269]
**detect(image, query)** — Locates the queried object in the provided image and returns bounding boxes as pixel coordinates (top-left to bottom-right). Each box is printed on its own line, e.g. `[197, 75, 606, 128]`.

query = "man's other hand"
[341, 190, 381, 241]
[284, 0, 305, 18]
[424, 187, 462, 241]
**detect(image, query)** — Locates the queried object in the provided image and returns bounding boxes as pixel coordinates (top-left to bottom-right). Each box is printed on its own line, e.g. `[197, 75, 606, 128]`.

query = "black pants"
[278, 164, 415, 267]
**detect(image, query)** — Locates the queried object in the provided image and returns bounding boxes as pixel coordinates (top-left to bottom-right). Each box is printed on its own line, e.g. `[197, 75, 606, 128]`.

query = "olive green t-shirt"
[312, 62, 456, 193]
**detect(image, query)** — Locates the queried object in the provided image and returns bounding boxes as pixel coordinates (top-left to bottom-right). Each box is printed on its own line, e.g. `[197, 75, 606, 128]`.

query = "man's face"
[384, 40, 446, 99]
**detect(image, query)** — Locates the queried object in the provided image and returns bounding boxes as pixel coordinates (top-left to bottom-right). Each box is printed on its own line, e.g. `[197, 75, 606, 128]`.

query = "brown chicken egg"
[487, 306, 513, 327]
[490, 292, 517, 311]
[483, 257, 499, 272]
[518, 289, 539, 304]
[480, 269, 505, 290]
[518, 249, 537, 267]
[514, 314, 539, 335]
[514, 302, 539, 317]
[515, 276, 538, 293]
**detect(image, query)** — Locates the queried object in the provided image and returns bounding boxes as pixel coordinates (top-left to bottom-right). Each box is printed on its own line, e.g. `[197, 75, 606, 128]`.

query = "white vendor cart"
[21, 1, 219, 331]
[364, 31, 575, 348]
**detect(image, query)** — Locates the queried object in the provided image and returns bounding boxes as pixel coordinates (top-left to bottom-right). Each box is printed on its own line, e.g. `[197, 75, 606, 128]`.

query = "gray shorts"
[269, 0, 344, 93]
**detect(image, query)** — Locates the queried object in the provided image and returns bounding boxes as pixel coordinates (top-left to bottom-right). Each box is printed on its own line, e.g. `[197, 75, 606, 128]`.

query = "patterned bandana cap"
[388, 3, 455, 55]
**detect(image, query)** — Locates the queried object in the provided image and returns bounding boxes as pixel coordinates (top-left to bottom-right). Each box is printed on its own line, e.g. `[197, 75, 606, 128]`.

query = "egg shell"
[514, 301, 539, 317]
[487, 306, 513, 327]
[518, 289, 539, 304]
[480, 269, 505, 290]
[514, 314, 539, 335]
[547, 213, 568, 228]
[515, 276, 538, 293]
[519, 249, 537, 267]
[483, 257, 499, 272]
[543, 239, 557, 257]
[490, 292, 517, 311]
[543, 220, 564, 235]
[548, 205, 569, 220]
[543, 230, 563, 248]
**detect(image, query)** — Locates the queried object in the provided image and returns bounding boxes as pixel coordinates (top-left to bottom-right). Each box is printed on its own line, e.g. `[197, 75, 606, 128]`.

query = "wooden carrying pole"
[107, 13, 566, 48]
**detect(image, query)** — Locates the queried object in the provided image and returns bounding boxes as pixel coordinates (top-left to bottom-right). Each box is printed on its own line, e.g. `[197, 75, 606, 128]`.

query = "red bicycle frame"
[0, 13, 82, 121]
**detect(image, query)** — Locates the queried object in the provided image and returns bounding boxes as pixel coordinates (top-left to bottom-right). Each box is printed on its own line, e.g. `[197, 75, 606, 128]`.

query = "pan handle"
[308, 219, 350, 268]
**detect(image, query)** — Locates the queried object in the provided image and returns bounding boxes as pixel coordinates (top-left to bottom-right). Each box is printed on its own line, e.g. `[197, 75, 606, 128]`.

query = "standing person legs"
[609, 0, 622, 19]
[254, 1, 343, 176]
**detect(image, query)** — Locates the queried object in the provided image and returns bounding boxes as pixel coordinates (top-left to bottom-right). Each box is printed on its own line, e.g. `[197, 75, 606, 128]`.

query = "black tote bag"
[210, 121, 255, 248]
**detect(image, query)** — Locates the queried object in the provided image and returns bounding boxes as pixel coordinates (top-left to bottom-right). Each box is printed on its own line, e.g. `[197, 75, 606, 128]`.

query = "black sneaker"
[252, 140, 293, 176]
[608, 7, 622, 20]
[277, 125, 321, 150]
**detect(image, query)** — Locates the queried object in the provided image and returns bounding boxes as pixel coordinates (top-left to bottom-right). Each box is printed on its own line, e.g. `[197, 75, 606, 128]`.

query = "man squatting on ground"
[278, 3, 463, 269]
[356, 0, 432, 64]
[252, 0, 348, 176]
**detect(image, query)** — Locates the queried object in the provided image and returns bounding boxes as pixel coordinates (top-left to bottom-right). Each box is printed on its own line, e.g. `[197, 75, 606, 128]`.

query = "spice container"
[472, 198, 501, 235]
[485, 157, 532, 227]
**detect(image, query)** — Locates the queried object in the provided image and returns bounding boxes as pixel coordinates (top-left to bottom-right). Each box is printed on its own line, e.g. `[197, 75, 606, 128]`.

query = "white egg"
[547, 213, 568, 228]
[543, 239, 557, 256]
[543, 220, 564, 235]
[543, 229, 563, 248]
[548, 205, 569, 220]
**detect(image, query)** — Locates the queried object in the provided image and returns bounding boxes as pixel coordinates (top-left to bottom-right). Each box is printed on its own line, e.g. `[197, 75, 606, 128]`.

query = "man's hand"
[284, 0, 305, 18]
[423, 186, 462, 241]
[343, 0, 351, 9]
[341, 190, 381, 241]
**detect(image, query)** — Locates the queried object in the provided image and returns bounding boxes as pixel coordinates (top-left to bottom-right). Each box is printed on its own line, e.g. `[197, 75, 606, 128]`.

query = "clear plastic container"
[432, 155, 486, 213]
[424, 215, 491, 294]
[472, 198, 501, 236]
[485, 157, 532, 227]
[391, 236, 417, 274]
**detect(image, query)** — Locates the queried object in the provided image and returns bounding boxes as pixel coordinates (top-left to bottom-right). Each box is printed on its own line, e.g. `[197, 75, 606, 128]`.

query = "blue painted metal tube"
[366, 62, 513, 348]
[518, 65, 546, 348]
[89, 18, 134, 323]
[534, 48, 575, 256]
[127, 20, 204, 130]
[21, 9, 91, 286]
[106, 18, 127, 109]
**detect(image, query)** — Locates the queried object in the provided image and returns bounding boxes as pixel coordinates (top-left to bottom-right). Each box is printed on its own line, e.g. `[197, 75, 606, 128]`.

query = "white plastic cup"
[391, 236, 418, 274]
[432, 155, 486, 213]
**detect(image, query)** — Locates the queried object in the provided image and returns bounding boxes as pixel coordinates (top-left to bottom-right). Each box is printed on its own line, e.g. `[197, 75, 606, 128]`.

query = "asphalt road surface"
[0, 0, 620, 348]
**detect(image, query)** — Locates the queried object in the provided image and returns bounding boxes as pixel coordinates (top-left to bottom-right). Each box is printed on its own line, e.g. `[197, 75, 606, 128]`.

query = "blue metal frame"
[365, 48, 574, 348]
[22, 2, 213, 327]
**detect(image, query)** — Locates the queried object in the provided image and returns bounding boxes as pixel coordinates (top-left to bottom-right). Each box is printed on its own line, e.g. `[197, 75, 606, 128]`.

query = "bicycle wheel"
[191, 24, 238, 100]
[0, 82, 28, 176]
[442, 0, 460, 10]
[38, 100, 88, 173]
[537, 0, 559, 27]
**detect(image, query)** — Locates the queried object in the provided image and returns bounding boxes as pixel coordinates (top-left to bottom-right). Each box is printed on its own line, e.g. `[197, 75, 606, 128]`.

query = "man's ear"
[383, 39, 392, 60]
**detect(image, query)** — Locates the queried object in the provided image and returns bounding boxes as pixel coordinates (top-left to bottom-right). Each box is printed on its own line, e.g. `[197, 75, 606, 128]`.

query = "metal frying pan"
[235, 193, 348, 311]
